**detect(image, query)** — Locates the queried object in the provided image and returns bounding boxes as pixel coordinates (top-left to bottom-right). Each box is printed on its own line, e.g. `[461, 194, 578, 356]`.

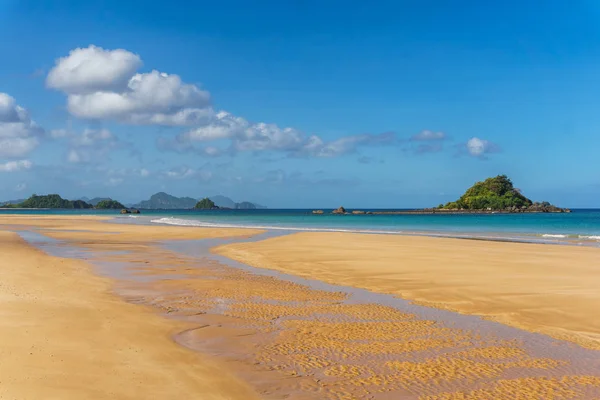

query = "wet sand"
[0, 217, 262, 400]
[214, 232, 600, 351]
[3, 215, 600, 399]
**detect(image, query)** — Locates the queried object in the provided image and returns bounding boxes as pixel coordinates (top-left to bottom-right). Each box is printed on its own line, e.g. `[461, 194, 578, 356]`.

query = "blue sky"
[1, 0, 599, 208]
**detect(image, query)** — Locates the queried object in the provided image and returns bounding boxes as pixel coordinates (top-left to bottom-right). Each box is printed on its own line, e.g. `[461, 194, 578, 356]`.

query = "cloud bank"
[0, 93, 44, 159]
[48, 45, 397, 157]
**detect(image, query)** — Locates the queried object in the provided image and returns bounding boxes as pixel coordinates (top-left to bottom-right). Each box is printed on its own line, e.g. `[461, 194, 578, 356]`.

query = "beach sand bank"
[0, 229, 260, 400]
[214, 232, 600, 351]
[3, 215, 600, 399]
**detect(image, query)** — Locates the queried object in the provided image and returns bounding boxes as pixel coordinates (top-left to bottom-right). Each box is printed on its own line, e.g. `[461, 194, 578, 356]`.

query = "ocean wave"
[579, 235, 600, 240]
[149, 217, 406, 235]
[149, 217, 600, 245]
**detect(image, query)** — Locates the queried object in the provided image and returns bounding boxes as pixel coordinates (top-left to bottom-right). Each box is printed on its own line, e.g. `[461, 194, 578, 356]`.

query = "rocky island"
[194, 198, 219, 209]
[428, 175, 570, 213]
[315, 175, 570, 215]
[0, 194, 93, 209]
[95, 199, 126, 209]
[0, 194, 141, 213]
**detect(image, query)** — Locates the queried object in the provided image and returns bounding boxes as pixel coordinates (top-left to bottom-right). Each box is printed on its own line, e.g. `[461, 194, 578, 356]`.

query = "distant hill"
[95, 199, 126, 209]
[209, 195, 266, 210]
[132, 192, 198, 209]
[87, 197, 112, 206]
[0, 198, 26, 206]
[194, 198, 219, 209]
[438, 175, 568, 212]
[209, 195, 236, 208]
[1, 194, 92, 209]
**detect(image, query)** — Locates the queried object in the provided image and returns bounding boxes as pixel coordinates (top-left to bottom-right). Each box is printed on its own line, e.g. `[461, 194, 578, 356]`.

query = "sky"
[1, 0, 599, 208]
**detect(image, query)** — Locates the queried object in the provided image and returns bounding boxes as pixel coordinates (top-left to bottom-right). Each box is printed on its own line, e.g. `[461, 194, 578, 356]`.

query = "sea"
[2, 208, 600, 247]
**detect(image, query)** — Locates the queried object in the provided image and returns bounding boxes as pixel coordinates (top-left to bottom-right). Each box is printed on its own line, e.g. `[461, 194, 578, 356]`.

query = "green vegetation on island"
[0, 194, 93, 209]
[194, 198, 219, 209]
[312, 175, 569, 215]
[437, 175, 569, 213]
[441, 175, 531, 210]
[1, 192, 266, 211]
[129, 193, 265, 210]
[132, 192, 198, 209]
[95, 199, 126, 209]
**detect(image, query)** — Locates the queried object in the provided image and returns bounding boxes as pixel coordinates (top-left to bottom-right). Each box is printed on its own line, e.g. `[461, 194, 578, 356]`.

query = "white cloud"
[465, 137, 500, 158]
[46, 45, 142, 95]
[297, 132, 395, 157]
[49, 46, 399, 158]
[47, 46, 211, 126]
[0, 93, 43, 158]
[15, 183, 27, 191]
[140, 168, 150, 177]
[58, 128, 121, 164]
[411, 130, 446, 141]
[106, 177, 124, 186]
[0, 159, 33, 172]
[160, 165, 212, 181]
[0, 138, 39, 158]
[176, 111, 395, 157]
[50, 128, 69, 138]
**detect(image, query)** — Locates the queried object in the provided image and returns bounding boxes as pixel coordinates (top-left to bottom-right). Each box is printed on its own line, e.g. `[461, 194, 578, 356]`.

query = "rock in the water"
[312, 210, 324, 214]
[120, 209, 131, 214]
[132, 209, 141, 214]
[351, 210, 366, 214]
[332, 206, 346, 214]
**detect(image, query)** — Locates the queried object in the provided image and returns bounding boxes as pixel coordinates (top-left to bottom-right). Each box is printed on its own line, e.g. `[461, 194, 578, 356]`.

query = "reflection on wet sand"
[28, 230, 600, 400]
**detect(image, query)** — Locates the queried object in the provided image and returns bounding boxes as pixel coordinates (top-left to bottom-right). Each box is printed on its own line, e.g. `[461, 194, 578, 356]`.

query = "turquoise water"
[3, 208, 600, 245]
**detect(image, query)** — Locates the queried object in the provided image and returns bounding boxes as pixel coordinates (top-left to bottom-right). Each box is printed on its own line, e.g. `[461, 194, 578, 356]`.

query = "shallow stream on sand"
[17, 229, 600, 400]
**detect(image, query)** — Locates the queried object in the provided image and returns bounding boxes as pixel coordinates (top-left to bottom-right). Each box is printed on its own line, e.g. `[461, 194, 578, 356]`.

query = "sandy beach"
[0, 219, 260, 400]
[215, 232, 600, 351]
[2, 215, 600, 399]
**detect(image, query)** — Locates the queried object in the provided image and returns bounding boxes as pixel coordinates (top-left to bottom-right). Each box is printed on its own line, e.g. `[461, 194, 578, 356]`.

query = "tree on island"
[194, 198, 219, 209]
[95, 199, 126, 209]
[439, 175, 566, 212]
[3, 194, 93, 209]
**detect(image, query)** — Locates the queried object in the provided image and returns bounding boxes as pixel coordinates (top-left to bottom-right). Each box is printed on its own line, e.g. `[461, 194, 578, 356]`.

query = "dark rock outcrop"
[332, 206, 346, 214]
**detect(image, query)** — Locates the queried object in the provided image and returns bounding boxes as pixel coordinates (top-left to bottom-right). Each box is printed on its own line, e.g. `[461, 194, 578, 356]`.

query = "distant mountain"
[132, 192, 198, 209]
[235, 201, 257, 210]
[87, 197, 112, 206]
[209, 195, 267, 210]
[0, 198, 26, 206]
[209, 195, 236, 209]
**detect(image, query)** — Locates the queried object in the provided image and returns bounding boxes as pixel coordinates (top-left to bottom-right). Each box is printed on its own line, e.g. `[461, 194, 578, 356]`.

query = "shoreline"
[3, 215, 600, 398]
[0, 229, 260, 400]
[13, 221, 600, 399]
[213, 231, 600, 351]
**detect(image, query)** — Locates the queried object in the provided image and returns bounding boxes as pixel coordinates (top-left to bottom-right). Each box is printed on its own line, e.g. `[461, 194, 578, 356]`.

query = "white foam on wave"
[149, 217, 600, 245]
[579, 235, 600, 240]
[150, 217, 405, 235]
